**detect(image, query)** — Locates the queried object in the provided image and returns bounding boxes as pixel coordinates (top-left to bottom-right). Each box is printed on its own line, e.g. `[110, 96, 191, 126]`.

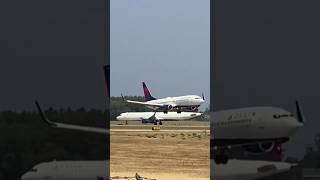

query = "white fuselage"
[116, 112, 202, 121]
[21, 161, 108, 180]
[210, 106, 303, 140]
[21, 160, 293, 180]
[212, 159, 293, 180]
[147, 95, 204, 108]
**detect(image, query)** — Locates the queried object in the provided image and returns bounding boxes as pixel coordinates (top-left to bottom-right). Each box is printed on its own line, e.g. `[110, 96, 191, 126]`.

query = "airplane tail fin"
[142, 82, 156, 101]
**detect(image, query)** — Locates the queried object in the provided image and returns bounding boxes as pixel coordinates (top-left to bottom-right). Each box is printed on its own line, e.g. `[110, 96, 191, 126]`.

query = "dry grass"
[110, 130, 210, 180]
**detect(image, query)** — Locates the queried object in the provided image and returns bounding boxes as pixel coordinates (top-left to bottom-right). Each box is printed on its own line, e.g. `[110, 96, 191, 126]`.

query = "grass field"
[110, 120, 210, 180]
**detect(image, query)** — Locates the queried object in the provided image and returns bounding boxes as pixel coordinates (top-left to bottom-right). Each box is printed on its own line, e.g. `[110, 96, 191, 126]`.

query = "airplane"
[36, 99, 303, 164]
[36, 94, 303, 165]
[122, 82, 205, 113]
[116, 111, 203, 125]
[210, 101, 305, 164]
[36, 64, 303, 167]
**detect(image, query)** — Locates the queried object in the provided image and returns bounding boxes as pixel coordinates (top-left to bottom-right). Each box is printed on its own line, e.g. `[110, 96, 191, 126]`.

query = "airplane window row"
[228, 112, 256, 120]
[273, 114, 294, 119]
[213, 119, 252, 127]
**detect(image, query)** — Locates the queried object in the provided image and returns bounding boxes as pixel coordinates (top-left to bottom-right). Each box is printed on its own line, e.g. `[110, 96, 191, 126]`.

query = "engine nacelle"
[163, 104, 173, 111]
[190, 106, 198, 112]
[141, 119, 155, 124]
[243, 142, 275, 154]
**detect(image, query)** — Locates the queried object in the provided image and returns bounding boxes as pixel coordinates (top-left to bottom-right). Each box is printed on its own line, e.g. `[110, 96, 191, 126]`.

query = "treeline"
[0, 109, 108, 180]
[110, 96, 149, 120]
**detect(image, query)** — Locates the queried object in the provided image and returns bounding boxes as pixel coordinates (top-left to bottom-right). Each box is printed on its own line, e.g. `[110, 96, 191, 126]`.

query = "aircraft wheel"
[214, 155, 229, 164]
[221, 155, 229, 164]
[154, 122, 157, 125]
[214, 157, 221, 164]
[164, 111, 168, 114]
[159, 121, 163, 125]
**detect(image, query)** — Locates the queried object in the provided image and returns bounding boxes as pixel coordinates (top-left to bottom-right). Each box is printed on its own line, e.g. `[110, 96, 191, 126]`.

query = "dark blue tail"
[142, 82, 156, 101]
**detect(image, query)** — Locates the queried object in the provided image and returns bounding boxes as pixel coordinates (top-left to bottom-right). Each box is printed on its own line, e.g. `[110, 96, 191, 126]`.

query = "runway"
[111, 128, 210, 132]
[110, 124, 210, 132]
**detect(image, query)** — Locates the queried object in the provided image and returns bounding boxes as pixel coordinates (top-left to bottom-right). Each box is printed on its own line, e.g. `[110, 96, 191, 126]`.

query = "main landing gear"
[153, 121, 162, 125]
[214, 154, 229, 164]
[214, 147, 229, 164]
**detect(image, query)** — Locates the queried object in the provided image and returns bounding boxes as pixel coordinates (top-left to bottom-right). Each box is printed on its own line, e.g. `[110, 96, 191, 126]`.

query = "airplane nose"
[286, 117, 303, 134]
[21, 172, 32, 180]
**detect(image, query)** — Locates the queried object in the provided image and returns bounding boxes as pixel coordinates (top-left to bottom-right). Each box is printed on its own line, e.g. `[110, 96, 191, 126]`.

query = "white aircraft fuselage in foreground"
[21, 159, 294, 180]
[21, 161, 108, 180]
[210, 101, 304, 164]
[212, 159, 294, 180]
[116, 112, 202, 121]
[124, 82, 205, 113]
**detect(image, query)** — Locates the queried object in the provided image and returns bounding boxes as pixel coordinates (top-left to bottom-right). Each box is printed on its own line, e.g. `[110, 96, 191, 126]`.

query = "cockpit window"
[30, 168, 37, 172]
[273, 114, 293, 119]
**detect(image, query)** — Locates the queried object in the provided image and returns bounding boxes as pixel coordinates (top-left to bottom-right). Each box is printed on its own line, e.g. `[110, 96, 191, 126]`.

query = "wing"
[126, 100, 164, 107]
[51, 122, 109, 134]
[35, 101, 109, 134]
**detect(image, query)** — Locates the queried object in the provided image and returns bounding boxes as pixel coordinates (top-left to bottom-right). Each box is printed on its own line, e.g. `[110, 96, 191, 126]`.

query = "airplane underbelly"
[212, 125, 287, 140]
[146, 105, 159, 110]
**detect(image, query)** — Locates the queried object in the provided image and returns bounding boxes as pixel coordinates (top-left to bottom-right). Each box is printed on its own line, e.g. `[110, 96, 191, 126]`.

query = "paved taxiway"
[110, 124, 210, 132]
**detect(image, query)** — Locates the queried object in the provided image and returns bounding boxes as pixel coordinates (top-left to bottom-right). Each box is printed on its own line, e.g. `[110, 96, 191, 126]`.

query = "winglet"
[202, 93, 205, 100]
[34, 101, 57, 127]
[295, 100, 306, 123]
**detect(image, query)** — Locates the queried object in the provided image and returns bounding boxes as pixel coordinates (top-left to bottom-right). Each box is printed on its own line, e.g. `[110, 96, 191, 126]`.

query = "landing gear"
[159, 121, 162, 125]
[214, 147, 229, 164]
[214, 155, 229, 164]
[163, 110, 168, 114]
[177, 108, 182, 113]
[154, 122, 157, 125]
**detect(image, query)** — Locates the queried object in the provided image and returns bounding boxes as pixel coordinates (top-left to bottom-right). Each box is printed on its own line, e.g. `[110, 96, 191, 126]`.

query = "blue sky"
[111, 0, 210, 110]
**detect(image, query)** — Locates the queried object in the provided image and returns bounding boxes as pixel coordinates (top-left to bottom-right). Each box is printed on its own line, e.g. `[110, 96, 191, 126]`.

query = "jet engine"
[163, 104, 173, 112]
[141, 119, 154, 124]
[243, 142, 275, 154]
[190, 106, 198, 112]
